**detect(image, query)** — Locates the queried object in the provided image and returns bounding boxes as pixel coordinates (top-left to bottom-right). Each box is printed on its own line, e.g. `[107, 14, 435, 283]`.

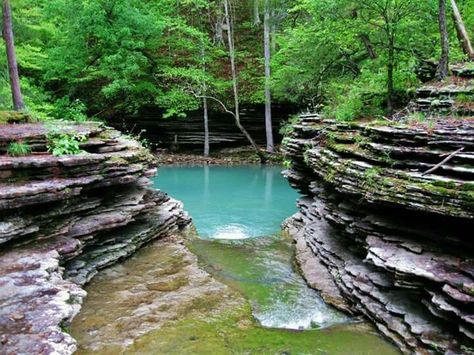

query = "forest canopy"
[1, 0, 474, 121]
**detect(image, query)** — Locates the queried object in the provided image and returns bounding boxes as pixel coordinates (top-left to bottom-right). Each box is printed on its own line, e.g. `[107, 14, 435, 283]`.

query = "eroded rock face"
[283, 85, 474, 353]
[0, 122, 190, 354]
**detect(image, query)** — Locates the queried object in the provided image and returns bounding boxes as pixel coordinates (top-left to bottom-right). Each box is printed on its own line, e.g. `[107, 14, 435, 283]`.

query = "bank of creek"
[3, 114, 471, 354]
[70, 165, 398, 354]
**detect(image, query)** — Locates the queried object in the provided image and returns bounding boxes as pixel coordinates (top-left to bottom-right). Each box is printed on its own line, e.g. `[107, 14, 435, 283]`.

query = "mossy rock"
[0, 111, 34, 124]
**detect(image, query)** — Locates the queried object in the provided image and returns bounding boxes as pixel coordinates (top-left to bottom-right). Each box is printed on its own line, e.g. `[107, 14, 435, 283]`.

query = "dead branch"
[421, 147, 464, 176]
[193, 94, 236, 119]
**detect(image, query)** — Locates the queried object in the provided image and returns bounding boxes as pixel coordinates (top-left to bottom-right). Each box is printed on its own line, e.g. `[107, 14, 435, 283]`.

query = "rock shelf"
[283, 77, 474, 354]
[0, 122, 190, 354]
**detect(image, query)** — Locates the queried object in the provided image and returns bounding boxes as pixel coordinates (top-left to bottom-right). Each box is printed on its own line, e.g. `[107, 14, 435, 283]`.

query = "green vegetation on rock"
[7, 141, 31, 156]
[46, 131, 86, 156]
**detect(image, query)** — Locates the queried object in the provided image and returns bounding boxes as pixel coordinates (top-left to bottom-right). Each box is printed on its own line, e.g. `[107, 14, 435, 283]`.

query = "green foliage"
[282, 159, 292, 169]
[123, 129, 153, 150]
[7, 141, 31, 157]
[279, 114, 300, 136]
[49, 98, 88, 122]
[4, 0, 474, 126]
[272, 0, 463, 119]
[456, 93, 474, 104]
[363, 166, 384, 191]
[407, 111, 426, 123]
[0, 111, 33, 124]
[47, 130, 86, 156]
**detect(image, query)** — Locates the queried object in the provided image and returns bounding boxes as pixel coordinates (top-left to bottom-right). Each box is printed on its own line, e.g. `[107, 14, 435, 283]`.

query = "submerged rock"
[70, 236, 246, 353]
[283, 75, 474, 354]
[0, 122, 190, 354]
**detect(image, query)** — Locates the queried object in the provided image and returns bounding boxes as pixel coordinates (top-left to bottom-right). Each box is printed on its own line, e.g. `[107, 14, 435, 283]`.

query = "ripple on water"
[209, 224, 251, 240]
[189, 234, 349, 331]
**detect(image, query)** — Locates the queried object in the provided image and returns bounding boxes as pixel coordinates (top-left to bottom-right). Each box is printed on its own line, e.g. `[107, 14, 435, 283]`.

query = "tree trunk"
[387, 37, 395, 115]
[264, 0, 274, 153]
[203, 96, 210, 157]
[437, 0, 450, 80]
[201, 46, 210, 157]
[253, 0, 260, 26]
[360, 34, 377, 59]
[450, 0, 474, 60]
[2, 0, 24, 111]
[223, 0, 265, 162]
[270, 9, 276, 53]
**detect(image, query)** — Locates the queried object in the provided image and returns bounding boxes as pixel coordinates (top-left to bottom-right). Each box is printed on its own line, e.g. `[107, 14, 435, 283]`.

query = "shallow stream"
[71, 166, 399, 354]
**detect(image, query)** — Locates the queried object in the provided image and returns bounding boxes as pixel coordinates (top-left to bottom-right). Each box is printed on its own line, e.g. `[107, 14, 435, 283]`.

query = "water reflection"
[153, 166, 300, 239]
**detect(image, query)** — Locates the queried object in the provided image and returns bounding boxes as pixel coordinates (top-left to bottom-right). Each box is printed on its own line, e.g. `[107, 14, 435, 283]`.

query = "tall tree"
[450, 0, 474, 60]
[263, 0, 273, 153]
[2, 0, 25, 111]
[361, 0, 418, 115]
[437, 0, 449, 80]
[223, 0, 264, 162]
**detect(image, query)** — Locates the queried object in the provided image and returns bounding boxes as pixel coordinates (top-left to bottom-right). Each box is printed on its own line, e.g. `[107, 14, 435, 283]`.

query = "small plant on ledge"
[47, 132, 86, 156]
[7, 141, 31, 157]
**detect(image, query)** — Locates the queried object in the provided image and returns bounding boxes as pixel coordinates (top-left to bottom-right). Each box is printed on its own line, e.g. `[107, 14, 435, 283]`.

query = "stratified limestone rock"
[283, 76, 474, 354]
[410, 66, 474, 117]
[113, 105, 294, 150]
[0, 122, 190, 355]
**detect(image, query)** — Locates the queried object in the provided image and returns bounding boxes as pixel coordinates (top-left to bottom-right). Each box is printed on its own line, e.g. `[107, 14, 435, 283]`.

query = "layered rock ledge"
[283, 92, 474, 352]
[0, 122, 190, 354]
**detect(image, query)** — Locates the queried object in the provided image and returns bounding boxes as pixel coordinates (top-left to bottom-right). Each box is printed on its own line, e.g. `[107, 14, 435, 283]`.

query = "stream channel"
[70, 165, 399, 354]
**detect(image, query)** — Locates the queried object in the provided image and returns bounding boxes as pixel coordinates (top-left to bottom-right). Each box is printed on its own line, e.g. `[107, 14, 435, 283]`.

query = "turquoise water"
[71, 165, 398, 355]
[153, 165, 300, 239]
[152, 165, 348, 330]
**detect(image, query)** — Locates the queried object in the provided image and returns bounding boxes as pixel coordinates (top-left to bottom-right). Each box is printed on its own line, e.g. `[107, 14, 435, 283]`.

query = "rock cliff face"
[112, 105, 295, 150]
[283, 75, 474, 353]
[0, 122, 190, 354]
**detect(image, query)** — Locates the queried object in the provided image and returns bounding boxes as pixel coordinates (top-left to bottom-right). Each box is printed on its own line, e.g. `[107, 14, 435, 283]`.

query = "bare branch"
[193, 93, 236, 119]
[421, 147, 464, 176]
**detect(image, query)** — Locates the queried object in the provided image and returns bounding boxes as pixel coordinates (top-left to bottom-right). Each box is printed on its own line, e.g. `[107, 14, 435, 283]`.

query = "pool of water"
[71, 165, 399, 354]
[155, 165, 348, 329]
[154, 165, 299, 239]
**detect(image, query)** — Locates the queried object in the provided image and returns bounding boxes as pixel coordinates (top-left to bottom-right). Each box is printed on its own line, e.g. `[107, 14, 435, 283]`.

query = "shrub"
[279, 114, 300, 136]
[50, 97, 88, 122]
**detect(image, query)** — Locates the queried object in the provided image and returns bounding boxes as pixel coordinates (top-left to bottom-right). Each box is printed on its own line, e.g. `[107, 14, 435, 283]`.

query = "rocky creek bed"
[0, 122, 397, 354]
[70, 165, 398, 354]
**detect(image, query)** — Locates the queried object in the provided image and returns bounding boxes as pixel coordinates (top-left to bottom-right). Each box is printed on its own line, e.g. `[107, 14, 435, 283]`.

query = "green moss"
[106, 156, 129, 166]
[324, 165, 337, 183]
[362, 167, 384, 191]
[353, 133, 370, 146]
[59, 321, 71, 334]
[0, 111, 34, 124]
[146, 276, 189, 292]
[126, 305, 398, 355]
